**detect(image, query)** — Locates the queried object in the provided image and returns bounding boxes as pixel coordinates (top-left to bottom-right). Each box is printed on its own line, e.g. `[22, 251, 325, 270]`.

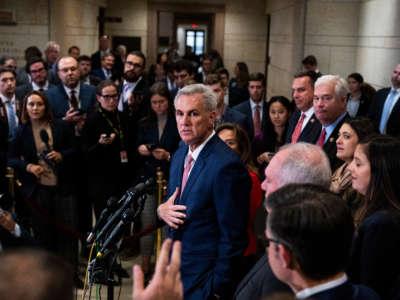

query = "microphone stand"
[88, 190, 150, 300]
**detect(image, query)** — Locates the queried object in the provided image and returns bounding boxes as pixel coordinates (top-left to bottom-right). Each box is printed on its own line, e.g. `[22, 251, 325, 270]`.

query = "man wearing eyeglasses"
[15, 57, 55, 101]
[118, 51, 149, 116]
[265, 184, 379, 300]
[46, 56, 96, 127]
[234, 142, 332, 300]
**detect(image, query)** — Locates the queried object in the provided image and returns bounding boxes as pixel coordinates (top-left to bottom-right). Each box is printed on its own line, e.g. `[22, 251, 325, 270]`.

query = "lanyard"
[98, 108, 125, 148]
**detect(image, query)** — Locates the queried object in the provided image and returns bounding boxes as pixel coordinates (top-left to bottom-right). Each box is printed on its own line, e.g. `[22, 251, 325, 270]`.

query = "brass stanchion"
[156, 168, 163, 259]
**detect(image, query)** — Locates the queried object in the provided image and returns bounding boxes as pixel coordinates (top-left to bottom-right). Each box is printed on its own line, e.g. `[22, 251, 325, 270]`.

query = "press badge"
[120, 150, 128, 163]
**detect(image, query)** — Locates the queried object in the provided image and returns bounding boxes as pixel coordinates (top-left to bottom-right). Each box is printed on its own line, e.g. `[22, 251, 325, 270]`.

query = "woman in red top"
[216, 123, 262, 269]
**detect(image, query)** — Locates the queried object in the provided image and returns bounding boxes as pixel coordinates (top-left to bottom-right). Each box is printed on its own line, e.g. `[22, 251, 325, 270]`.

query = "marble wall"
[224, 0, 267, 76]
[0, 0, 49, 66]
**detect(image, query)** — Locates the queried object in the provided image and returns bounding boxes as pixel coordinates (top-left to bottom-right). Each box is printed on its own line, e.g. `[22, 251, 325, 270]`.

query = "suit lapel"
[179, 135, 216, 205]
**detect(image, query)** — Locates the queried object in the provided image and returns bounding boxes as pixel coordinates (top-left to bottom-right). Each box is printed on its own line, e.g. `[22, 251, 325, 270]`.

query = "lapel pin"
[329, 137, 334, 143]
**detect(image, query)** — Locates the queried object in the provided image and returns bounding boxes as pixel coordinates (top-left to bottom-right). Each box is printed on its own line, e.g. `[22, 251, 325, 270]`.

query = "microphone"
[40, 129, 51, 152]
[94, 178, 154, 243]
[96, 208, 135, 258]
[87, 196, 118, 243]
[38, 129, 57, 172]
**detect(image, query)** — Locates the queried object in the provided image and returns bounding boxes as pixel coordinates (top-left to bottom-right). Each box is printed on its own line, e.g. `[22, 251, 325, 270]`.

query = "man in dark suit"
[368, 63, 400, 137]
[285, 71, 321, 144]
[234, 142, 332, 300]
[118, 51, 149, 116]
[0, 68, 21, 139]
[265, 184, 380, 300]
[194, 55, 212, 84]
[157, 84, 251, 299]
[78, 55, 101, 87]
[233, 72, 268, 140]
[204, 73, 249, 133]
[313, 75, 350, 171]
[45, 56, 96, 126]
[91, 35, 123, 79]
[91, 53, 117, 81]
[15, 57, 54, 101]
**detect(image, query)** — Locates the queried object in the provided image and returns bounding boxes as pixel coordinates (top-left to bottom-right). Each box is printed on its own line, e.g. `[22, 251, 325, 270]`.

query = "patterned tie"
[70, 90, 78, 109]
[291, 113, 306, 143]
[181, 155, 194, 194]
[317, 128, 326, 147]
[379, 89, 399, 133]
[253, 104, 261, 136]
[6, 100, 16, 138]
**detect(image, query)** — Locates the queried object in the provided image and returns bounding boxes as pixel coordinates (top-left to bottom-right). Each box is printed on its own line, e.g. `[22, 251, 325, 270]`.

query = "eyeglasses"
[265, 237, 282, 248]
[101, 94, 119, 100]
[125, 61, 143, 69]
[30, 67, 46, 74]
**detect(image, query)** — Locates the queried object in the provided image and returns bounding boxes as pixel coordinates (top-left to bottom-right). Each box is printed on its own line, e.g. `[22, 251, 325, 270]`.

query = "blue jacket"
[166, 134, 251, 299]
[45, 83, 97, 119]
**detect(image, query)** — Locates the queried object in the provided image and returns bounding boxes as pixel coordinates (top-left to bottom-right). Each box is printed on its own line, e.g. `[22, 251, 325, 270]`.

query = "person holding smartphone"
[82, 80, 134, 219]
[136, 82, 180, 277]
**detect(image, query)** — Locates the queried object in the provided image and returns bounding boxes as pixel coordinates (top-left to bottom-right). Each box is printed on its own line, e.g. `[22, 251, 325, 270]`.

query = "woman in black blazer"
[348, 135, 400, 300]
[82, 80, 135, 219]
[136, 81, 180, 276]
[7, 90, 77, 265]
[346, 73, 374, 117]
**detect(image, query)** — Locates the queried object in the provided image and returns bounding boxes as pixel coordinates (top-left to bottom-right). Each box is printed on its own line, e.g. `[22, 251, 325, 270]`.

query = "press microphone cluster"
[89, 177, 154, 258]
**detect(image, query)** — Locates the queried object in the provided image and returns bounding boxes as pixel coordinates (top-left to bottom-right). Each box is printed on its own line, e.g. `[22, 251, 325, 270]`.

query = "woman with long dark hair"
[257, 96, 293, 165]
[346, 73, 373, 117]
[229, 62, 250, 107]
[8, 90, 77, 267]
[136, 81, 180, 276]
[330, 117, 378, 211]
[348, 135, 400, 299]
[216, 122, 262, 271]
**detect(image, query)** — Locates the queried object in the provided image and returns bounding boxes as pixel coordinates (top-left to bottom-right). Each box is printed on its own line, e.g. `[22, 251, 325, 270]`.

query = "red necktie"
[181, 155, 194, 194]
[253, 104, 261, 136]
[70, 90, 78, 109]
[291, 113, 306, 143]
[317, 128, 326, 147]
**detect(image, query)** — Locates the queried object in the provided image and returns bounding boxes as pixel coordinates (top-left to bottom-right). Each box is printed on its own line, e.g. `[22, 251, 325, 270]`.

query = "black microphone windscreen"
[40, 129, 49, 144]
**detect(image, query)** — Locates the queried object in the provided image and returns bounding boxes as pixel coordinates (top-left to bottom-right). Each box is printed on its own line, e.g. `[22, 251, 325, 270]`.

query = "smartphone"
[103, 134, 111, 142]
[73, 108, 85, 115]
[146, 144, 157, 151]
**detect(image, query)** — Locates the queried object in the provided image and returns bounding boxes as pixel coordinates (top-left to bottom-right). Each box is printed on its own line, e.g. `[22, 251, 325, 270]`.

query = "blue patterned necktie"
[379, 89, 399, 133]
[6, 100, 16, 138]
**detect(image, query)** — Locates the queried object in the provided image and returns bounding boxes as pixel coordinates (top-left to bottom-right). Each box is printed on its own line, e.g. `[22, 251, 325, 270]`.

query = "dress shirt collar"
[249, 98, 264, 111]
[296, 274, 347, 299]
[0, 93, 15, 104]
[63, 84, 80, 100]
[32, 80, 49, 91]
[299, 107, 314, 131]
[321, 112, 347, 143]
[187, 131, 215, 163]
[102, 67, 111, 78]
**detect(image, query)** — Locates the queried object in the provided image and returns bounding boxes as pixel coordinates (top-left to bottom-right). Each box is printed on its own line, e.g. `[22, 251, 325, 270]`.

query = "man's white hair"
[45, 41, 60, 52]
[315, 74, 348, 99]
[174, 84, 217, 112]
[278, 142, 332, 189]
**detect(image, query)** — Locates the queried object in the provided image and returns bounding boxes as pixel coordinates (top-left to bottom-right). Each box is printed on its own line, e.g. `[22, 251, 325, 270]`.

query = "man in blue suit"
[265, 184, 380, 300]
[157, 84, 251, 299]
[45, 56, 96, 128]
[367, 63, 400, 137]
